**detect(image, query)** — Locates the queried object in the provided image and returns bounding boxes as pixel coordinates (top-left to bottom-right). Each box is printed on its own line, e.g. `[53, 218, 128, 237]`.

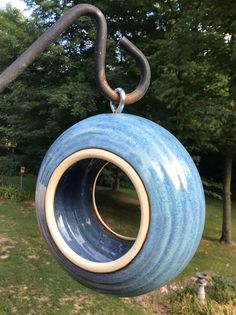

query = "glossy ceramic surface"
[36, 113, 205, 296]
[44, 148, 150, 273]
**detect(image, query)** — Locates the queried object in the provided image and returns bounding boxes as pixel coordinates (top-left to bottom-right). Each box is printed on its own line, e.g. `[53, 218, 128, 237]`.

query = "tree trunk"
[112, 169, 120, 192]
[220, 156, 233, 244]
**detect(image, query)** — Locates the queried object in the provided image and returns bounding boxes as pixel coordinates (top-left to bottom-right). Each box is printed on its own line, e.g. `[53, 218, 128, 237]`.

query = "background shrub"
[0, 185, 29, 201]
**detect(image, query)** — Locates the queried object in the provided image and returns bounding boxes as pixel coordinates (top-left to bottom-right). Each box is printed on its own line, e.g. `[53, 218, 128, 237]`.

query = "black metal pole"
[0, 4, 150, 104]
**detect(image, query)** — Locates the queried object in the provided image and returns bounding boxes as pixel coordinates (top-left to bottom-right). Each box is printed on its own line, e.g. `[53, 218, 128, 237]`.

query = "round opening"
[94, 163, 140, 240]
[45, 148, 150, 273]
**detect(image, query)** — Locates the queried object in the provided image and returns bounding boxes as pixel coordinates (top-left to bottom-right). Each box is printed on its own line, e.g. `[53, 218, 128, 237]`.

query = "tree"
[206, 0, 236, 243]
[112, 169, 120, 193]
[148, 0, 236, 243]
[1, 0, 160, 170]
[0, 3, 101, 171]
[0, 5, 37, 174]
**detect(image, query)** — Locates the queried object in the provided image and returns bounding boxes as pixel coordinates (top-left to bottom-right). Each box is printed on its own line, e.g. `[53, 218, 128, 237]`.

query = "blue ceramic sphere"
[36, 113, 205, 296]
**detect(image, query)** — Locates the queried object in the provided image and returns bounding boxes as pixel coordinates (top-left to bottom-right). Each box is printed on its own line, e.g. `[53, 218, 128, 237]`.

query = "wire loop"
[110, 88, 126, 113]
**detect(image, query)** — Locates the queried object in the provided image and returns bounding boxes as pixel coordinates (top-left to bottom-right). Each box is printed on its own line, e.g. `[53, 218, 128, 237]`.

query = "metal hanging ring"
[110, 88, 126, 113]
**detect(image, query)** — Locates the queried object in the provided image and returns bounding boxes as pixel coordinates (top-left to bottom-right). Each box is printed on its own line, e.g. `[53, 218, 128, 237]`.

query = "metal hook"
[0, 4, 151, 104]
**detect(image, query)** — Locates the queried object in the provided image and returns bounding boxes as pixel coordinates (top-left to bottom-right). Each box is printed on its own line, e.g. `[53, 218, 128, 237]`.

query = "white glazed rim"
[45, 148, 150, 273]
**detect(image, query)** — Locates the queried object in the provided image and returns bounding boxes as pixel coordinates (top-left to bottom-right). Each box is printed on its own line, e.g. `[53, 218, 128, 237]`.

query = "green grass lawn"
[180, 197, 236, 279]
[0, 176, 235, 314]
[96, 189, 236, 279]
[0, 201, 148, 315]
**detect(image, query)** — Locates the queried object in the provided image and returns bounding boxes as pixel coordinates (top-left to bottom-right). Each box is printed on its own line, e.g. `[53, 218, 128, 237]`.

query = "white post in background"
[20, 166, 25, 190]
[195, 272, 208, 303]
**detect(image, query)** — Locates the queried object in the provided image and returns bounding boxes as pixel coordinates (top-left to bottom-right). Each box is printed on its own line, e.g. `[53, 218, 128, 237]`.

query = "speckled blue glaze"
[36, 113, 205, 296]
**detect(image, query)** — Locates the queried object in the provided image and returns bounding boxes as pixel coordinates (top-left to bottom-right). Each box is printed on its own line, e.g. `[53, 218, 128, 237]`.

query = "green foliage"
[0, 155, 21, 177]
[168, 288, 213, 315]
[96, 164, 134, 190]
[168, 276, 236, 315]
[208, 275, 236, 304]
[149, 1, 236, 156]
[202, 177, 223, 200]
[8, 174, 36, 195]
[0, 0, 234, 168]
[0, 5, 33, 71]
[0, 185, 29, 201]
[96, 166, 114, 188]
[0, 4, 104, 170]
[0, 175, 35, 202]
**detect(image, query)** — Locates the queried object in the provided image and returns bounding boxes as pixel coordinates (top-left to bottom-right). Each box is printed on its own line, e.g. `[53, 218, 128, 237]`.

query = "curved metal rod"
[0, 4, 151, 104]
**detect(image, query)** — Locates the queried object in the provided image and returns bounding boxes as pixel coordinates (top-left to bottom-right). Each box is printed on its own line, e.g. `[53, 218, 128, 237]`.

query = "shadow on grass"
[95, 187, 140, 238]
